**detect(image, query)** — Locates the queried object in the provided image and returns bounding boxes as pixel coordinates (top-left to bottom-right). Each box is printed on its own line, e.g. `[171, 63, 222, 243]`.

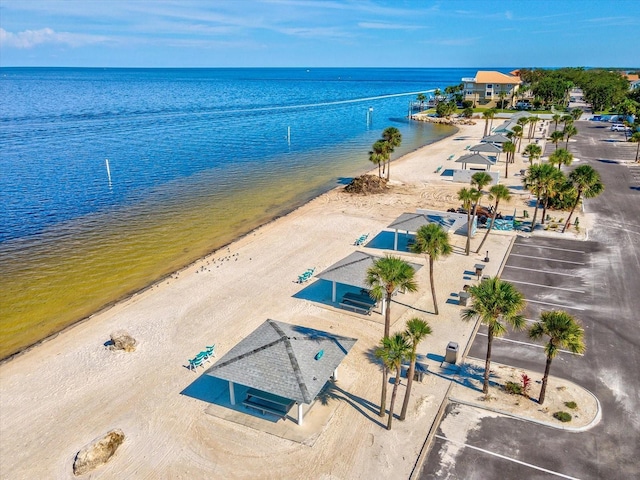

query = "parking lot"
[419, 121, 640, 480]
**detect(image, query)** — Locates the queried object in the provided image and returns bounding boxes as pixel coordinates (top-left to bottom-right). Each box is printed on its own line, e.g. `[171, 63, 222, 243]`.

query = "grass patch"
[504, 381, 523, 395]
[553, 411, 572, 422]
[564, 401, 578, 410]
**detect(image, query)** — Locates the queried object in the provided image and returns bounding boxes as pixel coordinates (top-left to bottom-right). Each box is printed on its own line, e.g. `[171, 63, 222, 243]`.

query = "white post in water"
[287, 126, 291, 145]
[105, 158, 112, 188]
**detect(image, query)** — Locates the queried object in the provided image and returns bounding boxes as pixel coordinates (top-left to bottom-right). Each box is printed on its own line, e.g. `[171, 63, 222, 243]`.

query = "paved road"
[419, 121, 640, 480]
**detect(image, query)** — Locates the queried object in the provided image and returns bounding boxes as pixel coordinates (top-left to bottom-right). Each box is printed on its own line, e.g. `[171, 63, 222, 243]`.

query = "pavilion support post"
[332, 281, 337, 303]
[394, 230, 398, 250]
[332, 368, 338, 381]
[229, 381, 236, 405]
[297, 403, 304, 426]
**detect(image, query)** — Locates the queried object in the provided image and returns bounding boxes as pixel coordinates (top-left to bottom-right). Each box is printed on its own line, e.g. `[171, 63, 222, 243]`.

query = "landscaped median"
[446, 358, 601, 431]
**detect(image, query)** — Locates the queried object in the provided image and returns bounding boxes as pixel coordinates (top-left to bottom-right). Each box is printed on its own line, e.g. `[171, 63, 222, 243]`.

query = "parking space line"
[503, 265, 577, 277]
[510, 253, 585, 265]
[505, 279, 585, 294]
[514, 243, 585, 254]
[434, 435, 582, 479]
[475, 332, 584, 356]
[525, 298, 585, 311]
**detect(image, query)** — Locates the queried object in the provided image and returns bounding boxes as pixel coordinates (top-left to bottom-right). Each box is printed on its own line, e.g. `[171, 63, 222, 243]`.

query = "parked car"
[611, 124, 630, 132]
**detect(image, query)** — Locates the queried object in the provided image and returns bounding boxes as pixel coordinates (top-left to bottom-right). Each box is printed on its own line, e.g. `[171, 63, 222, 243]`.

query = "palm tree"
[571, 108, 583, 121]
[471, 171, 492, 208]
[563, 124, 578, 150]
[527, 115, 539, 139]
[561, 114, 573, 131]
[410, 224, 452, 315]
[366, 255, 419, 339]
[523, 143, 542, 164]
[382, 127, 402, 180]
[488, 108, 497, 132]
[399, 318, 432, 421]
[523, 164, 543, 231]
[462, 277, 526, 394]
[482, 110, 492, 137]
[511, 125, 524, 152]
[563, 165, 604, 232]
[502, 141, 516, 178]
[475, 184, 511, 253]
[375, 333, 412, 428]
[549, 148, 573, 171]
[630, 132, 640, 162]
[416, 93, 426, 111]
[529, 311, 585, 404]
[552, 113, 562, 131]
[369, 140, 389, 178]
[517, 116, 529, 139]
[458, 187, 481, 255]
[550, 130, 565, 151]
[539, 164, 565, 224]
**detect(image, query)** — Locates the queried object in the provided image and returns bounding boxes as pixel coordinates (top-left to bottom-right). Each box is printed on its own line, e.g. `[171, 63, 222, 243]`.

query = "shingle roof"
[205, 320, 357, 404]
[387, 212, 456, 232]
[455, 153, 496, 166]
[475, 71, 521, 84]
[316, 251, 422, 290]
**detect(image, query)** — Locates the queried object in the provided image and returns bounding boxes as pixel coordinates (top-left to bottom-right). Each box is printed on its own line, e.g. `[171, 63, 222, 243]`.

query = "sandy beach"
[0, 118, 596, 479]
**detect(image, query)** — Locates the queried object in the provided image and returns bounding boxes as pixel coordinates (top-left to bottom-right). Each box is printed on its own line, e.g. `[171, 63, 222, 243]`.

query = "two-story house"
[462, 71, 522, 107]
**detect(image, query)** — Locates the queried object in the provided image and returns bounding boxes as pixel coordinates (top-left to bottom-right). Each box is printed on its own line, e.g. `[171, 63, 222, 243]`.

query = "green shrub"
[564, 401, 578, 410]
[504, 381, 523, 395]
[462, 100, 473, 109]
[553, 411, 572, 422]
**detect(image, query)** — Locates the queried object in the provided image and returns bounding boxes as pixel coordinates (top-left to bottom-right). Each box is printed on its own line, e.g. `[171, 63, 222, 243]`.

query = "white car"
[611, 124, 629, 132]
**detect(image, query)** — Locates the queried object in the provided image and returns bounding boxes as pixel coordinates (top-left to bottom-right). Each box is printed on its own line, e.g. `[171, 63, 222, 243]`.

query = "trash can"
[459, 291, 470, 306]
[474, 263, 485, 278]
[445, 341, 459, 364]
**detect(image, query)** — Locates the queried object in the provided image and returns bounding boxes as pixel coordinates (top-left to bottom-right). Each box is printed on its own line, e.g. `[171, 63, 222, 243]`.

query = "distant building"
[462, 71, 522, 107]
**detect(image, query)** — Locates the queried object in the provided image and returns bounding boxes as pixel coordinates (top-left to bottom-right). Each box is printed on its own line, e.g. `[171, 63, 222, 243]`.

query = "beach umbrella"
[481, 133, 511, 144]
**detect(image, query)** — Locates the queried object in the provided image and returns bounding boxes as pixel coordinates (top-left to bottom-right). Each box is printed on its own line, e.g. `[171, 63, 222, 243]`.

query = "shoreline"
[0, 122, 458, 364]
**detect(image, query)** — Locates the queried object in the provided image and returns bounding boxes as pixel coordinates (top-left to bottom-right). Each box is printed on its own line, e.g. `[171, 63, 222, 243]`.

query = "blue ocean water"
[0, 67, 495, 357]
[0, 67, 479, 243]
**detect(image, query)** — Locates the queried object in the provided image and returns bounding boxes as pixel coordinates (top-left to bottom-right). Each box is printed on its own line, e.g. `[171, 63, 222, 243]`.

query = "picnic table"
[243, 388, 294, 418]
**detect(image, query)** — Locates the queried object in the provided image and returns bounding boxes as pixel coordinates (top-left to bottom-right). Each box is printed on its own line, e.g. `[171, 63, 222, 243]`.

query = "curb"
[448, 388, 601, 433]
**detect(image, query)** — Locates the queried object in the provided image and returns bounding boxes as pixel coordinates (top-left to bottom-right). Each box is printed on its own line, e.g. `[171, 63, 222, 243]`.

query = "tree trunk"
[386, 159, 390, 181]
[399, 354, 416, 421]
[484, 120, 489, 137]
[465, 209, 471, 255]
[541, 195, 550, 225]
[538, 355, 553, 404]
[387, 365, 402, 430]
[384, 292, 392, 338]
[562, 192, 581, 232]
[505, 153, 509, 178]
[476, 199, 500, 253]
[530, 189, 540, 232]
[429, 257, 438, 315]
[483, 326, 494, 394]
[379, 366, 388, 417]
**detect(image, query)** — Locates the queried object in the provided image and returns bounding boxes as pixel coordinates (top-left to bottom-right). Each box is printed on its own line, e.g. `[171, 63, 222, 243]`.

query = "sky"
[1, 0, 639, 68]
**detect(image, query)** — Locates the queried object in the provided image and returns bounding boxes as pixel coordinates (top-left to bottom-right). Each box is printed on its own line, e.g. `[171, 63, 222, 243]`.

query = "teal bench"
[243, 388, 294, 418]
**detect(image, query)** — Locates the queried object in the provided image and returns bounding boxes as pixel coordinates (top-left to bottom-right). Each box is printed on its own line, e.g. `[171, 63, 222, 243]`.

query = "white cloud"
[0, 28, 109, 49]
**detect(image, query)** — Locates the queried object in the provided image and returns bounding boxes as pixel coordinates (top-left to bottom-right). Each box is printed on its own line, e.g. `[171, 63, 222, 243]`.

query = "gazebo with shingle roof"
[205, 319, 357, 425]
[455, 152, 497, 171]
[387, 212, 455, 250]
[316, 251, 422, 309]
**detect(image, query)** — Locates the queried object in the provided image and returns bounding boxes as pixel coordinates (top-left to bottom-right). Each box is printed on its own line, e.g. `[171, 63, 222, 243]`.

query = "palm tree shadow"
[428, 361, 499, 393]
[315, 380, 386, 429]
[390, 298, 433, 315]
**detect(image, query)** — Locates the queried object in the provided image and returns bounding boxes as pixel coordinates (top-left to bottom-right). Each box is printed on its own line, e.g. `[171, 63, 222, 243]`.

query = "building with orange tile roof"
[462, 70, 522, 107]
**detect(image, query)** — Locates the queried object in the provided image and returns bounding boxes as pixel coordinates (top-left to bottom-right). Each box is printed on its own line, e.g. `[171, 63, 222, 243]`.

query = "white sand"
[0, 119, 595, 479]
